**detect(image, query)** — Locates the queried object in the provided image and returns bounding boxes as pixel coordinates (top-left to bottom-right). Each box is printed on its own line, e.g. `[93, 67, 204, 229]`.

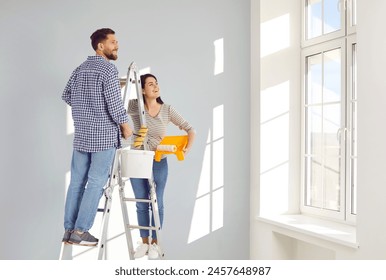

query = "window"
[346, 35, 357, 221]
[301, 0, 356, 222]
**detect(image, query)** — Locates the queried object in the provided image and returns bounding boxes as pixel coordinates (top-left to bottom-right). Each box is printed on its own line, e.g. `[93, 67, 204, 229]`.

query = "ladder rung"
[128, 225, 157, 230]
[123, 198, 151, 203]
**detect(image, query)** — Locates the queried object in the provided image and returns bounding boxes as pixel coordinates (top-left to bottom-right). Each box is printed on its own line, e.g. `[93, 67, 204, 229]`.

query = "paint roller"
[156, 145, 177, 152]
[133, 126, 148, 148]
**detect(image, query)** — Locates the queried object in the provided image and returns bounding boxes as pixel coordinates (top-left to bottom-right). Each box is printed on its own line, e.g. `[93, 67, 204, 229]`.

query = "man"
[61, 28, 132, 246]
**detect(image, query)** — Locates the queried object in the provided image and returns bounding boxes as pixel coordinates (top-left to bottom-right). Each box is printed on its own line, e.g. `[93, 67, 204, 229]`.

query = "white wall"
[251, 0, 386, 259]
[258, 0, 301, 217]
[250, 0, 302, 259]
[0, 0, 250, 260]
[355, 0, 386, 259]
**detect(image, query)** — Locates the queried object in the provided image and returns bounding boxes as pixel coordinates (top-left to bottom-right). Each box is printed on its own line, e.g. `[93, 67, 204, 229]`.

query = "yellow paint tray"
[154, 135, 188, 162]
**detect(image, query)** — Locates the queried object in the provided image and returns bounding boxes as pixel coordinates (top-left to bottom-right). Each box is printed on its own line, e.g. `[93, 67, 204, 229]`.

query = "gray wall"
[0, 0, 250, 259]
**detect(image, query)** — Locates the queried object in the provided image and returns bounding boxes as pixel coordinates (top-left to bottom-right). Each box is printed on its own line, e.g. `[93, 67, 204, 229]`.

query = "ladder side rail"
[97, 150, 120, 260]
[132, 64, 147, 128]
[121, 64, 133, 113]
[118, 170, 136, 260]
[113, 63, 139, 260]
[148, 174, 164, 257]
[59, 241, 72, 260]
[131, 64, 164, 258]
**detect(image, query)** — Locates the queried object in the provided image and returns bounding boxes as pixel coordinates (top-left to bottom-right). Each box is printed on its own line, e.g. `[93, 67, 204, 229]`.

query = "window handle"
[337, 127, 348, 141]
[338, 0, 347, 12]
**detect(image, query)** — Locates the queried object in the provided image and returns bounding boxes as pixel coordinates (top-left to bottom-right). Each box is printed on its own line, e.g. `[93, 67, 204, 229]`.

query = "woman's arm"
[183, 128, 196, 154]
[168, 105, 196, 154]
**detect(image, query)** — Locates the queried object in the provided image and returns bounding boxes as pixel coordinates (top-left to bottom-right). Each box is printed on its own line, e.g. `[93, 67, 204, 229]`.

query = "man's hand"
[120, 122, 133, 140]
[119, 77, 127, 88]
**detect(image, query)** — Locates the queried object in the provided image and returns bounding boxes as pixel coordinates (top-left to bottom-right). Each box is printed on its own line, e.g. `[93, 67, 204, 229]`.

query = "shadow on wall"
[0, 0, 250, 260]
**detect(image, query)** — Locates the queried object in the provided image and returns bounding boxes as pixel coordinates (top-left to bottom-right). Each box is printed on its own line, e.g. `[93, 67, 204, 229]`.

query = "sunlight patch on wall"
[260, 81, 290, 123]
[214, 38, 224, 75]
[212, 187, 224, 232]
[260, 162, 289, 215]
[188, 195, 211, 243]
[188, 105, 224, 243]
[196, 133, 211, 197]
[260, 82, 290, 215]
[65, 171, 70, 199]
[66, 106, 74, 135]
[261, 13, 290, 58]
[140, 67, 151, 75]
[212, 105, 224, 189]
[260, 81, 290, 172]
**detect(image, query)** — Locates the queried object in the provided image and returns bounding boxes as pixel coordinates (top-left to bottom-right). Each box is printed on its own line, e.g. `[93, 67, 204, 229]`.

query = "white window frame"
[301, 38, 347, 221]
[347, 0, 357, 34]
[345, 34, 357, 223]
[301, 0, 356, 223]
[302, 0, 346, 48]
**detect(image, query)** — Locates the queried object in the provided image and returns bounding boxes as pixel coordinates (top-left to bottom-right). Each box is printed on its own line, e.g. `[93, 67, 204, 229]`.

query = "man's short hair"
[90, 28, 115, 51]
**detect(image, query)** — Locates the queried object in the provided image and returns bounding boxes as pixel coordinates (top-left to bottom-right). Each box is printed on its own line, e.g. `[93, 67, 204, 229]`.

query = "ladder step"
[123, 198, 152, 203]
[127, 225, 157, 230]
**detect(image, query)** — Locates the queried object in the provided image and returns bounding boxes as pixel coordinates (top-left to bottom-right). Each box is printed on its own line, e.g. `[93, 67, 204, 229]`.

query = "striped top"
[128, 99, 193, 152]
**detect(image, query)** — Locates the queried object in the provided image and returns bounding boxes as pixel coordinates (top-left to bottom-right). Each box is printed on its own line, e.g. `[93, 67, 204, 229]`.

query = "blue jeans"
[130, 158, 168, 239]
[64, 148, 116, 232]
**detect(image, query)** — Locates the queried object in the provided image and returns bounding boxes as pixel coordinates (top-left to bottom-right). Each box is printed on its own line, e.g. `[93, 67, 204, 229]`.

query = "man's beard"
[104, 50, 118, 60]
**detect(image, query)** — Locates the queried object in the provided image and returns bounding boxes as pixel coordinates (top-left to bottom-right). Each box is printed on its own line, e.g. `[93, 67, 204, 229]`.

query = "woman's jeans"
[64, 148, 116, 232]
[130, 158, 168, 240]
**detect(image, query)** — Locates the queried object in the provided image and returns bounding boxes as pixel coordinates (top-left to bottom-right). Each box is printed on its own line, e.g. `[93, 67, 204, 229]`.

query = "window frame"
[345, 34, 357, 223]
[302, 0, 346, 48]
[301, 0, 357, 223]
[347, 0, 357, 34]
[301, 38, 347, 221]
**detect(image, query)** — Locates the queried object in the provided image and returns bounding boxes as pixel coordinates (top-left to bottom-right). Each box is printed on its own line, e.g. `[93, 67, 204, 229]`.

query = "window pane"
[306, 0, 342, 40]
[306, 106, 322, 156]
[307, 0, 322, 39]
[304, 52, 342, 212]
[324, 156, 340, 211]
[323, 103, 341, 155]
[324, 48, 341, 103]
[351, 158, 357, 214]
[351, 102, 357, 156]
[324, 0, 341, 34]
[305, 157, 323, 208]
[350, 43, 357, 215]
[323, 104, 341, 211]
[349, 102, 357, 215]
[351, 44, 357, 100]
[305, 105, 323, 208]
[307, 53, 322, 104]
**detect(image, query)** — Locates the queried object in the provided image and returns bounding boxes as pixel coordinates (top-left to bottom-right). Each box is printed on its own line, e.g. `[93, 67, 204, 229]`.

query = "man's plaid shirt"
[62, 56, 129, 152]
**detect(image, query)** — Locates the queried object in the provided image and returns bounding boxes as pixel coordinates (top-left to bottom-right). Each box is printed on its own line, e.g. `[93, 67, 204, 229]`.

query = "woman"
[127, 73, 195, 259]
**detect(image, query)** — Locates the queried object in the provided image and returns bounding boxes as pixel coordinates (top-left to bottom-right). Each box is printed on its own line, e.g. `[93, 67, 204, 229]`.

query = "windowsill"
[256, 214, 359, 249]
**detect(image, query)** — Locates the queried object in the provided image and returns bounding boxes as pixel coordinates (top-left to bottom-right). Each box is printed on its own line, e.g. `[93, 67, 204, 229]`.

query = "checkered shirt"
[62, 56, 129, 152]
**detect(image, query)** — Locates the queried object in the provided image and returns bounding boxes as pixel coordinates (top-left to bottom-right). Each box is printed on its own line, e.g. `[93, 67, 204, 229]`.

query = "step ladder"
[59, 62, 164, 260]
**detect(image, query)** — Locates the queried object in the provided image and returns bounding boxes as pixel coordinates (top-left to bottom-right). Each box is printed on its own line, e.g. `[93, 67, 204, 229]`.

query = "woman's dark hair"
[90, 28, 115, 51]
[140, 73, 164, 104]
